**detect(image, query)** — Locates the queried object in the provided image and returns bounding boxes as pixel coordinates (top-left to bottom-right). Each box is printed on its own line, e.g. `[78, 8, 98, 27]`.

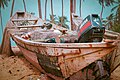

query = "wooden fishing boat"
[1, 11, 120, 80]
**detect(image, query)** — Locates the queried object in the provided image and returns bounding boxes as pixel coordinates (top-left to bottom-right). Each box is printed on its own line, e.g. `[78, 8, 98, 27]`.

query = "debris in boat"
[40, 23, 53, 30]
[72, 13, 83, 27]
[21, 33, 31, 40]
[53, 29, 62, 35]
[20, 28, 78, 43]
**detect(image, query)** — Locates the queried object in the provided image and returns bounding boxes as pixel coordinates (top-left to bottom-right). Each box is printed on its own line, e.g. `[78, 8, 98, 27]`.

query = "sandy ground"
[0, 54, 52, 80]
[0, 50, 120, 80]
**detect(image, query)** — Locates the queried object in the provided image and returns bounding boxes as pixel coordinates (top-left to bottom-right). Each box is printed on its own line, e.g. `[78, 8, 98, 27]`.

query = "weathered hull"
[11, 35, 116, 79]
[2, 11, 120, 79]
[0, 12, 120, 80]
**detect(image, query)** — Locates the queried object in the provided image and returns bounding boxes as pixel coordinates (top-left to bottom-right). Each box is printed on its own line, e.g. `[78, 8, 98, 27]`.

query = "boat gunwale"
[11, 34, 115, 48]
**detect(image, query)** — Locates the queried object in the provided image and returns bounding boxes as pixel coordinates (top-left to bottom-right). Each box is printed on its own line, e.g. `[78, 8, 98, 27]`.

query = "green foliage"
[49, 14, 58, 24]
[111, 23, 120, 32]
[98, 0, 115, 6]
[101, 0, 120, 33]
[102, 13, 114, 29]
[57, 16, 69, 29]
[109, 0, 120, 32]
[0, 0, 10, 8]
[0, 0, 10, 33]
[102, 13, 120, 32]
[49, 15, 70, 29]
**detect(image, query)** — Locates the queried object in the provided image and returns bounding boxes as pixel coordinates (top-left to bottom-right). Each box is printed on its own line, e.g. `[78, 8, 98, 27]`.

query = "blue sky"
[0, 0, 116, 43]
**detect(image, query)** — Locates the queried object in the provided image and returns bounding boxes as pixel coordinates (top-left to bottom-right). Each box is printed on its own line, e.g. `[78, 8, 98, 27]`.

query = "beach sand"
[0, 53, 52, 80]
[0, 48, 120, 80]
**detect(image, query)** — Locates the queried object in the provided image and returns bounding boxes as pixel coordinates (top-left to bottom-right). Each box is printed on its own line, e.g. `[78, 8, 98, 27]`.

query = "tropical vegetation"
[100, 0, 120, 32]
[110, 0, 120, 32]
[0, 0, 120, 32]
[49, 14, 69, 29]
[0, 0, 10, 33]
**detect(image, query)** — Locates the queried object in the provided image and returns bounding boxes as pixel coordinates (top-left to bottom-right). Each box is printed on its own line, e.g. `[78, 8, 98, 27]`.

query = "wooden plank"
[12, 19, 38, 21]
[110, 42, 120, 72]
[105, 29, 120, 35]
[16, 25, 42, 28]
[0, 27, 14, 56]
[104, 29, 120, 39]
[104, 39, 120, 43]
[13, 35, 115, 48]
[63, 47, 115, 78]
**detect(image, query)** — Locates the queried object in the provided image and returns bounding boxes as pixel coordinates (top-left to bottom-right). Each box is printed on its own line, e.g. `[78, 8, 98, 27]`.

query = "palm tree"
[10, 0, 15, 17]
[0, 0, 10, 8]
[0, 0, 10, 33]
[38, 0, 42, 18]
[0, 7, 3, 33]
[10, 0, 26, 17]
[61, 0, 64, 24]
[79, 0, 82, 17]
[107, 13, 114, 27]
[50, 0, 54, 23]
[79, 0, 86, 17]
[45, 0, 47, 20]
[58, 16, 69, 29]
[111, 0, 120, 23]
[73, 0, 76, 13]
[102, 13, 114, 29]
[23, 0, 26, 12]
[98, 0, 115, 19]
[110, 0, 120, 32]
[70, 0, 73, 30]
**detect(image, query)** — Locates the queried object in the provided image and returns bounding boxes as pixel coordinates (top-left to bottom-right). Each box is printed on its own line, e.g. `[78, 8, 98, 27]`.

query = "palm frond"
[0, 0, 10, 9]
[111, 5, 118, 12]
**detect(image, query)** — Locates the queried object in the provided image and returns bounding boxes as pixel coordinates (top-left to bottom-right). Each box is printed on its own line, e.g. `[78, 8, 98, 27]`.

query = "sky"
[0, 0, 116, 44]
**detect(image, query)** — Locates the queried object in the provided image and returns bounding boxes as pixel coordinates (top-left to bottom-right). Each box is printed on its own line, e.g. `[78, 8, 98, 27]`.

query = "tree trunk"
[79, 0, 82, 17]
[50, 0, 54, 23]
[45, 0, 47, 20]
[100, 5, 104, 19]
[73, 0, 76, 13]
[38, 0, 42, 18]
[0, 7, 3, 34]
[10, 0, 15, 17]
[70, 0, 73, 30]
[100, 2, 104, 19]
[61, 0, 64, 24]
[23, 0, 26, 12]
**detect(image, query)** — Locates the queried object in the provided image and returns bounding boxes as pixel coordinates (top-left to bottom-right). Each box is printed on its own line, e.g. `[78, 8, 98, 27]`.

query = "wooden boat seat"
[12, 19, 38, 22]
[12, 18, 39, 27]
[17, 25, 42, 28]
